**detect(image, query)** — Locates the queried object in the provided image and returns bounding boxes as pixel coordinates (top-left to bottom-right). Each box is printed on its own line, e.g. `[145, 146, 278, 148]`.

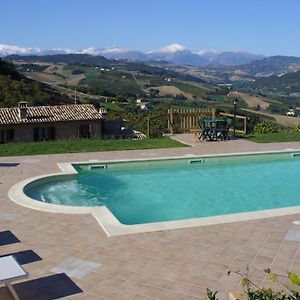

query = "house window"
[0, 129, 15, 143]
[33, 127, 56, 142]
[33, 128, 39, 142]
[0, 130, 4, 144]
[49, 127, 55, 140]
[79, 125, 91, 139]
[7, 129, 14, 142]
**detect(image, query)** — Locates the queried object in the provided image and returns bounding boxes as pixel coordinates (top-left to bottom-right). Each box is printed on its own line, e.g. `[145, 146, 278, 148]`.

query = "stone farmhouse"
[0, 102, 106, 143]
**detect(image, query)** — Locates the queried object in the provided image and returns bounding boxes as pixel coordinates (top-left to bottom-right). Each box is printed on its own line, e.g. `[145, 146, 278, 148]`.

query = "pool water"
[25, 154, 300, 225]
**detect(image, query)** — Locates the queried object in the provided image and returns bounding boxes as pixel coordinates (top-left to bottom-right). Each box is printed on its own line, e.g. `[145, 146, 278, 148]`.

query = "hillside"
[0, 58, 21, 80]
[235, 56, 300, 77]
[6, 54, 206, 84]
[249, 70, 300, 93]
[0, 58, 70, 107]
[174, 56, 300, 87]
[5, 54, 109, 66]
[7, 55, 213, 103]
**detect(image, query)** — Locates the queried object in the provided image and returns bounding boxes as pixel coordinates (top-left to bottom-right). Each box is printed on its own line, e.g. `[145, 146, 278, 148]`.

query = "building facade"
[0, 102, 105, 143]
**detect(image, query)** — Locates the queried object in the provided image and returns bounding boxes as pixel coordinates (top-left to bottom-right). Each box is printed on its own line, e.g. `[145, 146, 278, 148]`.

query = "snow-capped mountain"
[146, 44, 263, 65]
[147, 43, 187, 54]
[146, 43, 206, 65]
[193, 49, 221, 62]
[97, 47, 146, 61]
[0, 43, 264, 66]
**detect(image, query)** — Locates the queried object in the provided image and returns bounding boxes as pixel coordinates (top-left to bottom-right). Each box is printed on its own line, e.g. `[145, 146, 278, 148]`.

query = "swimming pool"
[23, 152, 300, 228]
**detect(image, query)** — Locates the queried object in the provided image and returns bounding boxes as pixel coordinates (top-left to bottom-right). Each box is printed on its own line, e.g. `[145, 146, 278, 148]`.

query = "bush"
[246, 288, 299, 300]
[206, 268, 300, 300]
[253, 121, 279, 134]
[295, 124, 300, 132]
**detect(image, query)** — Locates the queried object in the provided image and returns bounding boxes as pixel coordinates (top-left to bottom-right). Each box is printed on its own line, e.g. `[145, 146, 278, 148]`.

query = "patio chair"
[219, 118, 231, 140]
[0, 255, 28, 300]
[199, 117, 211, 141]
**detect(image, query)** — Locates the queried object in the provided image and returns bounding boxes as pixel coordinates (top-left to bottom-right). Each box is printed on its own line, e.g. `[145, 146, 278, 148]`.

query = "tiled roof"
[0, 104, 101, 125]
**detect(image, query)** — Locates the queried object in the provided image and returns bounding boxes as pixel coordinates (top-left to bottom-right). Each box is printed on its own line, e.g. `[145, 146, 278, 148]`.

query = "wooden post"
[212, 108, 216, 119]
[167, 109, 170, 133]
[243, 117, 247, 134]
[169, 108, 174, 134]
[147, 117, 150, 138]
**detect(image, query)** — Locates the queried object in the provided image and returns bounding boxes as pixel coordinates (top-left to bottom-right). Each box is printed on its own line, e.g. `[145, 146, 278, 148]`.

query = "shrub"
[246, 288, 299, 300]
[205, 268, 300, 300]
[253, 121, 279, 134]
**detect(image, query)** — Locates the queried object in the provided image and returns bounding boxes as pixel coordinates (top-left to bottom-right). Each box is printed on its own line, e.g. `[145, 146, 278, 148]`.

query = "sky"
[1, 0, 300, 56]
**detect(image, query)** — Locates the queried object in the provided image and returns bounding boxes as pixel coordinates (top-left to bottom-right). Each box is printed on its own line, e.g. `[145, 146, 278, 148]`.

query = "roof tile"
[0, 104, 100, 125]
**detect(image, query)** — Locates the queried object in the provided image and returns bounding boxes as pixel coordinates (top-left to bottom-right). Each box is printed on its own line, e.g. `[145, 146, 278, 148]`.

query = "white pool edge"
[8, 149, 300, 237]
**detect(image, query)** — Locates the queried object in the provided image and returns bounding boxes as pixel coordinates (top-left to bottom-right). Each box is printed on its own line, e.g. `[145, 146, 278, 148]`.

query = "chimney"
[99, 108, 107, 138]
[18, 101, 28, 121]
[99, 108, 108, 120]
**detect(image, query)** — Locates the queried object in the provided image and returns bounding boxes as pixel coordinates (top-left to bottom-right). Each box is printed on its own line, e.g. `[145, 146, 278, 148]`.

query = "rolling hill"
[234, 56, 300, 77]
[0, 58, 71, 107]
[249, 70, 300, 93]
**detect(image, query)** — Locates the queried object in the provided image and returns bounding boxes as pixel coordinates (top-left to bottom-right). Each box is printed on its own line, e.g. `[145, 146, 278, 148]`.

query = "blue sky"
[1, 0, 299, 56]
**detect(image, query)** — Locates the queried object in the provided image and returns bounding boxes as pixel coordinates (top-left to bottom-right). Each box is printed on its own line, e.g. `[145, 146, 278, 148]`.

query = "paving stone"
[50, 257, 101, 279]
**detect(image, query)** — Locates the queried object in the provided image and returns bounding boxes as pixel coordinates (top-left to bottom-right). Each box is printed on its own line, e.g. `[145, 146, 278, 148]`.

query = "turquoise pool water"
[25, 153, 300, 225]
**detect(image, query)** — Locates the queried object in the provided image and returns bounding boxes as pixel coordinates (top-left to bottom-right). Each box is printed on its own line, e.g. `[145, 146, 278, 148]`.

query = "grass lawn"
[0, 137, 186, 157]
[245, 131, 300, 143]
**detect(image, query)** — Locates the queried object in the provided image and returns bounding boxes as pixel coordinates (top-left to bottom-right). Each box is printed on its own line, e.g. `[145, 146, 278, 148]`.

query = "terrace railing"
[167, 108, 249, 134]
[219, 112, 249, 134]
[167, 108, 214, 134]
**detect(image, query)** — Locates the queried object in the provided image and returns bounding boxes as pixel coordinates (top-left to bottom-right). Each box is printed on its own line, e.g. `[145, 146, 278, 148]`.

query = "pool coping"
[8, 149, 300, 237]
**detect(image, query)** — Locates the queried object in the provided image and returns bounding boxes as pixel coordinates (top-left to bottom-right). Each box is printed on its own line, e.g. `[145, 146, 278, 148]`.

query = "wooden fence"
[167, 108, 249, 134]
[219, 112, 249, 134]
[168, 108, 213, 134]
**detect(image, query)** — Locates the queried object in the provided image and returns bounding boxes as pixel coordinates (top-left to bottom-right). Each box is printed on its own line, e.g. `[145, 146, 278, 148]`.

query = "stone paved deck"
[0, 136, 300, 299]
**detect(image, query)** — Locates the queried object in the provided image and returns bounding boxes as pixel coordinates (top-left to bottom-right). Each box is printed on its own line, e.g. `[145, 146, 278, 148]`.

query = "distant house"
[287, 108, 296, 117]
[0, 102, 105, 143]
[136, 100, 153, 110]
[140, 102, 153, 110]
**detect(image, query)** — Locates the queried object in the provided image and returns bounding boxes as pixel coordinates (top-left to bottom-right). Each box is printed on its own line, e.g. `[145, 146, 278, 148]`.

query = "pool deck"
[1, 135, 300, 299]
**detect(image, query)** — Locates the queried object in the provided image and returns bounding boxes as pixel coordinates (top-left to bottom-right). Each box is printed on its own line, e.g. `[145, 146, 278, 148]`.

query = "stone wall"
[0, 120, 102, 143]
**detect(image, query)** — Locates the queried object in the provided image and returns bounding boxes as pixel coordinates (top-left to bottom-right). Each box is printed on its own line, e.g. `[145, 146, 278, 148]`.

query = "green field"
[100, 102, 124, 112]
[172, 82, 207, 98]
[78, 69, 142, 96]
[148, 77, 167, 87]
[208, 95, 227, 102]
[245, 131, 300, 143]
[0, 137, 186, 157]
[84, 68, 101, 80]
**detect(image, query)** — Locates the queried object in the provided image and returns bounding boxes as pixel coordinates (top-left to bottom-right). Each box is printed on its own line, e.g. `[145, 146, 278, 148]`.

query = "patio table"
[199, 118, 229, 141]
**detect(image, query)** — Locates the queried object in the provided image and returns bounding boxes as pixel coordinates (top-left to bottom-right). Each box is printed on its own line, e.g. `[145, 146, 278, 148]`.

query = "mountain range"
[0, 43, 264, 66]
